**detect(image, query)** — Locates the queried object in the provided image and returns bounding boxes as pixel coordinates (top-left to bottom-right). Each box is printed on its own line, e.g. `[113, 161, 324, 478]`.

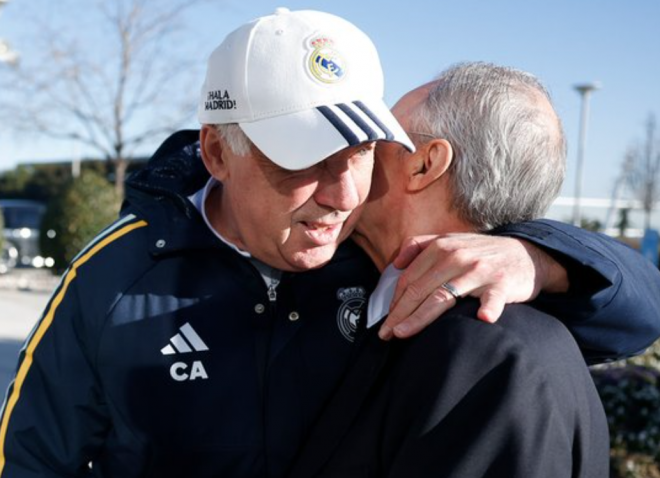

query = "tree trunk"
[114, 158, 128, 200]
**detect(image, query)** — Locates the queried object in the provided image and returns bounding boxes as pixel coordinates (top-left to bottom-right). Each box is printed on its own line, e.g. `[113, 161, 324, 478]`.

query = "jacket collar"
[123, 130, 222, 256]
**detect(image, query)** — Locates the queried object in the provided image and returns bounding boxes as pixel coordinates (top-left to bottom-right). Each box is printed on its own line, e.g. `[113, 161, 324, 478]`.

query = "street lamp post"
[572, 82, 601, 227]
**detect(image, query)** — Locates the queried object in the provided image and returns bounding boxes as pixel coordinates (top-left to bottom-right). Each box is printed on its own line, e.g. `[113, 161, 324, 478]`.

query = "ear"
[200, 125, 229, 181]
[407, 139, 453, 192]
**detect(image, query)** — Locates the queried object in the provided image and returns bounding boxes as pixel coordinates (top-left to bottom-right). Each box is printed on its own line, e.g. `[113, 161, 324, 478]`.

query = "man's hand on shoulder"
[379, 233, 569, 340]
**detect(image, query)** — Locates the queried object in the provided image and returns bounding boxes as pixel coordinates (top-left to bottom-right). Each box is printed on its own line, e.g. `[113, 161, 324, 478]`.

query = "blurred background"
[0, 1, 658, 475]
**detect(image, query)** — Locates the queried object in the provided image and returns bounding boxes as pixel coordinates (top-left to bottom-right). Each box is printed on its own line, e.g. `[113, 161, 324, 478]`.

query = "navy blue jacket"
[493, 218, 660, 362]
[0, 130, 658, 477]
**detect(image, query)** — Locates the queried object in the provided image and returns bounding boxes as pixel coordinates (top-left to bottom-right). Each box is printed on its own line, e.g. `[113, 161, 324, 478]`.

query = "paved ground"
[0, 269, 58, 394]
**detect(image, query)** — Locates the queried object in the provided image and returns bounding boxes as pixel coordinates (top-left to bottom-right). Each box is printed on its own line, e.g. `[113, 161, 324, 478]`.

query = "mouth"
[300, 221, 344, 247]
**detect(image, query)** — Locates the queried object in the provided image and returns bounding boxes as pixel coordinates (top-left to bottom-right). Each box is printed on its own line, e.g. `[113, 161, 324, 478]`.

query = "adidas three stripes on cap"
[197, 8, 414, 170]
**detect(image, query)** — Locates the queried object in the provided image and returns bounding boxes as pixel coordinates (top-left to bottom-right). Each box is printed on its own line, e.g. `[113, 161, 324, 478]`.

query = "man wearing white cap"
[194, 7, 413, 276]
[0, 9, 658, 478]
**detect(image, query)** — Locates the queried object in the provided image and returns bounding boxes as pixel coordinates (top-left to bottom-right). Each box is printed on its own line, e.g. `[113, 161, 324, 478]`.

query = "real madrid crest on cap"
[336, 287, 367, 342]
[306, 35, 346, 84]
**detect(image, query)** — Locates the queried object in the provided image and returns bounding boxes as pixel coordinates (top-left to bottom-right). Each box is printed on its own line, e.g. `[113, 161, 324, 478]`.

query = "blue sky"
[0, 0, 659, 208]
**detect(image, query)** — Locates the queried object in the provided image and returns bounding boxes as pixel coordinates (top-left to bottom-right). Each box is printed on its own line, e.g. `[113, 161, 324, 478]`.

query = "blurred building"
[547, 196, 660, 238]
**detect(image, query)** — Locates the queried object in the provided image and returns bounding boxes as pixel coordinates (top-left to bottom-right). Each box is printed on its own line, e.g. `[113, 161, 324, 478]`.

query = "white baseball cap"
[197, 8, 414, 170]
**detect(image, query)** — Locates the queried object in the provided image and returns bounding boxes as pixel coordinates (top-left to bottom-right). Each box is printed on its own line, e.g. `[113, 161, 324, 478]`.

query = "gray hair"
[211, 123, 253, 156]
[411, 62, 566, 231]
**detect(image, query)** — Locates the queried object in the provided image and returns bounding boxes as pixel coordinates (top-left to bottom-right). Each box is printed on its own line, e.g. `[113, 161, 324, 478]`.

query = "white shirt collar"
[188, 178, 251, 258]
[366, 264, 402, 329]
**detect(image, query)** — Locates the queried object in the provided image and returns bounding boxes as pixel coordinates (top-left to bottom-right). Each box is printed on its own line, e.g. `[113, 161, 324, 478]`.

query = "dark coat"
[289, 301, 610, 478]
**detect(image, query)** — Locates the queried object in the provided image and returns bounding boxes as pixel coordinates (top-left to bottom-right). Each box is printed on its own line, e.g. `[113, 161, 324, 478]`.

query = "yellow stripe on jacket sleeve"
[0, 219, 148, 474]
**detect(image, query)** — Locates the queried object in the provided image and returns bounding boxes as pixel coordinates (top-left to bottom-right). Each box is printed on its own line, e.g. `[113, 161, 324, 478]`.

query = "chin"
[288, 245, 338, 271]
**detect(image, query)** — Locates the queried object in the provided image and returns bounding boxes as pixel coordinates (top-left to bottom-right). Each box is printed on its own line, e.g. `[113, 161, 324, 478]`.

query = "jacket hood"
[124, 130, 209, 216]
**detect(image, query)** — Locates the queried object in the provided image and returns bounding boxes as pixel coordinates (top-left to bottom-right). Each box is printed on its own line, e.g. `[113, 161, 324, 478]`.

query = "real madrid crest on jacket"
[0, 130, 380, 477]
[336, 287, 367, 342]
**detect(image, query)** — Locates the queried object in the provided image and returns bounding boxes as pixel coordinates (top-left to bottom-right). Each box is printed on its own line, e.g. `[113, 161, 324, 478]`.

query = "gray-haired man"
[289, 63, 617, 478]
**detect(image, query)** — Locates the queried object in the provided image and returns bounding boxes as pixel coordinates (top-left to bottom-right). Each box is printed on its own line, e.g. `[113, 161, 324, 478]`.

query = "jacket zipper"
[267, 283, 277, 302]
[263, 275, 281, 477]
[267, 277, 280, 302]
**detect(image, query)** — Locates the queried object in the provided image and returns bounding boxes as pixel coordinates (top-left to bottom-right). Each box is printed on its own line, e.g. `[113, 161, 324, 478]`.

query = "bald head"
[391, 81, 434, 130]
[400, 62, 566, 231]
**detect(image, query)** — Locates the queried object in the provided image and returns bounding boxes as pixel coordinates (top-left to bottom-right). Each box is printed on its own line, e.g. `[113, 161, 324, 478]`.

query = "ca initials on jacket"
[161, 322, 210, 381]
[170, 361, 208, 382]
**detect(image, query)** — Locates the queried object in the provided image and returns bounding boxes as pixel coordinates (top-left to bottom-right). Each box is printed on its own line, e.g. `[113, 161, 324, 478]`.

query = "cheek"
[275, 181, 322, 218]
[288, 184, 320, 211]
[356, 160, 375, 202]
[245, 184, 319, 240]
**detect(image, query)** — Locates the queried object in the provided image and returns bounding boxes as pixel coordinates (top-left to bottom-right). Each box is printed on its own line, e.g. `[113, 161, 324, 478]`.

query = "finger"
[390, 260, 479, 329]
[391, 238, 485, 309]
[386, 279, 433, 335]
[476, 288, 507, 323]
[391, 287, 457, 339]
[390, 261, 435, 313]
[392, 235, 438, 269]
[391, 242, 456, 311]
[378, 323, 395, 341]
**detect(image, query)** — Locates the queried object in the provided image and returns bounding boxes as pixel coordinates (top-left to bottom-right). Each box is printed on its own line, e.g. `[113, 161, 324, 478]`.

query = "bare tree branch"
[625, 114, 660, 229]
[1, 0, 212, 197]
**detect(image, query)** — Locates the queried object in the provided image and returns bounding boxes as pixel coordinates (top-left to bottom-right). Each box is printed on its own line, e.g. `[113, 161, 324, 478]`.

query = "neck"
[205, 183, 240, 246]
[354, 197, 475, 273]
[351, 207, 406, 272]
[351, 230, 398, 273]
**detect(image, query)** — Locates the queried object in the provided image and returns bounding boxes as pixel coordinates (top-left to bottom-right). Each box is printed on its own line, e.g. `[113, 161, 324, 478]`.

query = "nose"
[314, 159, 362, 212]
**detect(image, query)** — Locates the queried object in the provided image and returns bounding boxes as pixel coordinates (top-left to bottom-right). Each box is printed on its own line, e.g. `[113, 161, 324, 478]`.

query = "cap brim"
[239, 99, 415, 170]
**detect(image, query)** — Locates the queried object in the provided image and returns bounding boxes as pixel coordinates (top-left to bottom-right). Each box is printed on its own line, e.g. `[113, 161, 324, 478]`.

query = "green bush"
[40, 171, 120, 271]
[592, 339, 660, 478]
